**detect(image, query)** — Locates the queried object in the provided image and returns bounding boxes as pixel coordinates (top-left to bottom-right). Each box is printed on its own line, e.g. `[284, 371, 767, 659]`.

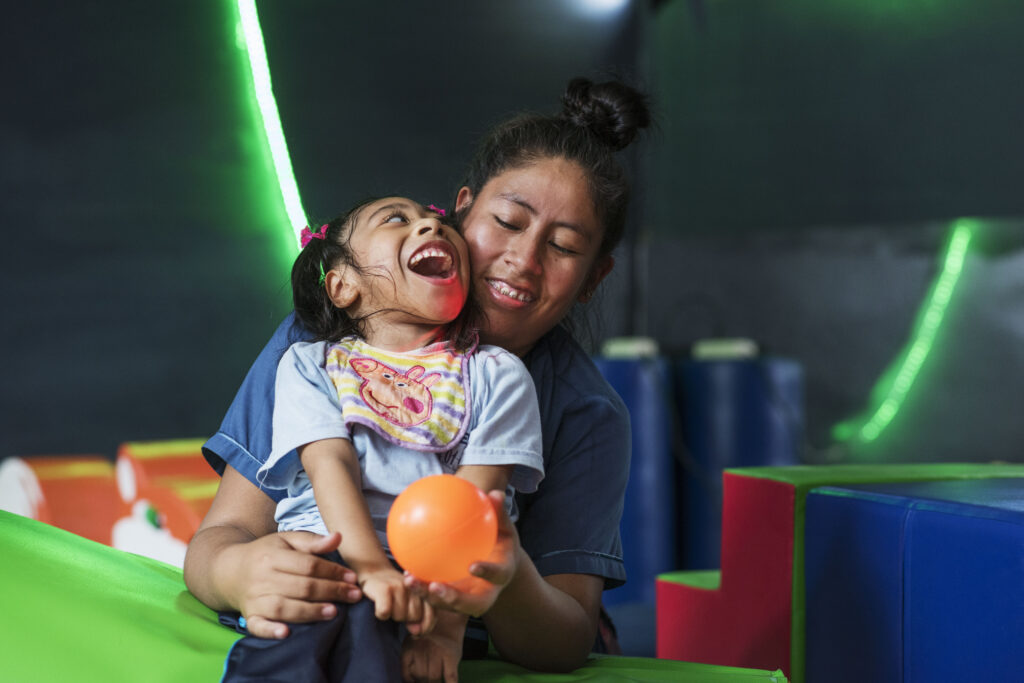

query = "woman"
[184, 76, 651, 677]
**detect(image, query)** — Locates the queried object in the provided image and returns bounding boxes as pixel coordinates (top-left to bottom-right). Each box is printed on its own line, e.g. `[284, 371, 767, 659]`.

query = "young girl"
[222, 197, 545, 681]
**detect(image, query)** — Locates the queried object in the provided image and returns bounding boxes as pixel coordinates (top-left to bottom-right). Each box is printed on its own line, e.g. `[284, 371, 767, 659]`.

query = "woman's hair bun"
[560, 77, 651, 151]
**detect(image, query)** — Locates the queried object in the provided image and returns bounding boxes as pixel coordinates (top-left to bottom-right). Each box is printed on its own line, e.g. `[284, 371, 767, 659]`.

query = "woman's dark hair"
[459, 77, 651, 261]
[292, 197, 480, 350]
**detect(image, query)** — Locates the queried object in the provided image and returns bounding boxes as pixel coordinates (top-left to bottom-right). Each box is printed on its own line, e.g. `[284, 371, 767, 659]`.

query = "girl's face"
[456, 157, 613, 357]
[331, 197, 470, 349]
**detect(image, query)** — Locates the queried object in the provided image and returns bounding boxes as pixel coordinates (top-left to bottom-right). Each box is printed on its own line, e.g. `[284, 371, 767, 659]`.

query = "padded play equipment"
[592, 357, 677, 607]
[676, 357, 803, 569]
[2, 509, 789, 682]
[0, 454, 120, 544]
[804, 478, 1024, 683]
[0, 440, 216, 568]
[656, 463, 1024, 683]
[115, 438, 219, 545]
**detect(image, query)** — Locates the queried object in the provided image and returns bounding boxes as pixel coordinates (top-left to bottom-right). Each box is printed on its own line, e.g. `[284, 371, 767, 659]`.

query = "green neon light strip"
[833, 219, 977, 445]
[236, 0, 306, 244]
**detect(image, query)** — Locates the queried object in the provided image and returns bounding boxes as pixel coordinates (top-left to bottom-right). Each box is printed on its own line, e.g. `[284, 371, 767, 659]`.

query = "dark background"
[3, 0, 1023, 463]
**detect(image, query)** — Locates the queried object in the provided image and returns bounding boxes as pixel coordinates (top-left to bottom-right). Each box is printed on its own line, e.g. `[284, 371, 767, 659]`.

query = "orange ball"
[386, 474, 497, 583]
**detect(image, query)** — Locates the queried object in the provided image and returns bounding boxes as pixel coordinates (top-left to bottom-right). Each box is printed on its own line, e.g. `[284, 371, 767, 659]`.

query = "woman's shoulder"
[525, 327, 626, 412]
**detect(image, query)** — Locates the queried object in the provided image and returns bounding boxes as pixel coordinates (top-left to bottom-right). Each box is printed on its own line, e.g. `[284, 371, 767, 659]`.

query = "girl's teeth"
[410, 249, 452, 269]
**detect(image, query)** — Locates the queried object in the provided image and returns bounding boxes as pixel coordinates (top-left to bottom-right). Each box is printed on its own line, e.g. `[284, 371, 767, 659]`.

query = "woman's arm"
[485, 561, 602, 671]
[183, 465, 363, 639]
[413, 490, 601, 671]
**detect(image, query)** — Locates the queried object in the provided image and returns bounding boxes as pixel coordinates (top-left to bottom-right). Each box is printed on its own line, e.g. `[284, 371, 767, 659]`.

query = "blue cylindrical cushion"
[677, 357, 803, 569]
[593, 357, 677, 606]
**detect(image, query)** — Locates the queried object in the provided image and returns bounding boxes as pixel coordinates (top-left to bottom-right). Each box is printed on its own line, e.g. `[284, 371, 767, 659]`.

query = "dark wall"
[0, 1, 638, 457]
[649, 0, 1024, 232]
[641, 0, 1024, 461]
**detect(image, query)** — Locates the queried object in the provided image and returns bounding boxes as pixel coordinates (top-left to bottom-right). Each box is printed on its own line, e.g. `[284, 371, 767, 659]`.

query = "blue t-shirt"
[204, 313, 630, 588]
[260, 339, 544, 541]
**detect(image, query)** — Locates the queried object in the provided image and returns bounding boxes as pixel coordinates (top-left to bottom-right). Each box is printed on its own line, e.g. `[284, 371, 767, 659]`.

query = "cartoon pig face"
[349, 358, 438, 427]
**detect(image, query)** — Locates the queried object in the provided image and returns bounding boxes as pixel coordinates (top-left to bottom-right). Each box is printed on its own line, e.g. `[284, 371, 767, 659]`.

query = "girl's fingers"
[374, 590, 393, 621]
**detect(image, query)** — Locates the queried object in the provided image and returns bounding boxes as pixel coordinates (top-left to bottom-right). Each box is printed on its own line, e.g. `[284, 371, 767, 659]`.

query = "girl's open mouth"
[408, 241, 457, 280]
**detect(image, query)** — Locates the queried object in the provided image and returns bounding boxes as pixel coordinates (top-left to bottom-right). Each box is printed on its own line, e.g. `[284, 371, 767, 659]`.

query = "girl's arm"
[301, 438, 432, 629]
[183, 465, 363, 639]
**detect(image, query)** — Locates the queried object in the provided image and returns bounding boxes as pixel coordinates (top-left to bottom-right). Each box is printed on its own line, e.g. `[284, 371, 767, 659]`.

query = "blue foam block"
[805, 478, 1024, 683]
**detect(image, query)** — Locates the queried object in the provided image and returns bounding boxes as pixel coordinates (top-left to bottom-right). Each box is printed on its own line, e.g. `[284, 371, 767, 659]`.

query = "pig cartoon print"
[349, 358, 440, 427]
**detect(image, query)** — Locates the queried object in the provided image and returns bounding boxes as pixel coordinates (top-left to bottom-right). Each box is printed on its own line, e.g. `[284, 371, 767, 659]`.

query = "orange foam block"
[115, 439, 219, 543]
[0, 455, 121, 545]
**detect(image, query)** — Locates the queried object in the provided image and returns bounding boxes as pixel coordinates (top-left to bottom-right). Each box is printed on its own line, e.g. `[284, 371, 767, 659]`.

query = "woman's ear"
[578, 255, 614, 303]
[325, 267, 359, 310]
[455, 186, 474, 214]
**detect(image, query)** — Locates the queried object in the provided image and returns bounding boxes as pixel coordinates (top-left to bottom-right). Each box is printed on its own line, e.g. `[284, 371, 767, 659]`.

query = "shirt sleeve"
[460, 347, 545, 494]
[256, 341, 351, 491]
[201, 313, 313, 501]
[517, 392, 631, 588]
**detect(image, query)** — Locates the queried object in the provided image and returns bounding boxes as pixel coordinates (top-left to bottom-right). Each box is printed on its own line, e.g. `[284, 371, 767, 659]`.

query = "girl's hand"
[360, 566, 437, 634]
[222, 530, 362, 639]
[404, 490, 520, 618]
[402, 612, 467, 683]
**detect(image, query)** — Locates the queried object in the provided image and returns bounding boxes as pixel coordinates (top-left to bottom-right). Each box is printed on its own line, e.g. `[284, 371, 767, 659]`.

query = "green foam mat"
[2, 510, 787, 682]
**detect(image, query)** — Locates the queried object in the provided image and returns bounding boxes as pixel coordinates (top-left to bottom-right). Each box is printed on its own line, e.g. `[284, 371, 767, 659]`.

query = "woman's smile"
[484, 278, 536, 305]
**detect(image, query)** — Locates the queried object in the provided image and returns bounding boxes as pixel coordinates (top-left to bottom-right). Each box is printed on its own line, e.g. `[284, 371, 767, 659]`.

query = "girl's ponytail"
[291, 202, 370, 341]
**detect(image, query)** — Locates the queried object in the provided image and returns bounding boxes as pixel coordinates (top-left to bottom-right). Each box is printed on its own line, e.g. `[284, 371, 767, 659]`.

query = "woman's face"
[456, 157, 613, 357]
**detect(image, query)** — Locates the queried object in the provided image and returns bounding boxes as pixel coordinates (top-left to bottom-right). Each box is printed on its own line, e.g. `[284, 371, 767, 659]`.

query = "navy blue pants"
[220, 597, 402, 682]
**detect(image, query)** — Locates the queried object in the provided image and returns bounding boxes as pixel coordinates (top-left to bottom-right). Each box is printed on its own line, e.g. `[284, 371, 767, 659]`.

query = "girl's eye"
[383, 212, 408, 224]
[382, 373, 393, 380]
[396, 382, 407, 388]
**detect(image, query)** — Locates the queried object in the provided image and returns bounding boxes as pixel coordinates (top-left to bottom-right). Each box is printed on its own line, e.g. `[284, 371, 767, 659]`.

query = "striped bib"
[324, 335, 476, 452]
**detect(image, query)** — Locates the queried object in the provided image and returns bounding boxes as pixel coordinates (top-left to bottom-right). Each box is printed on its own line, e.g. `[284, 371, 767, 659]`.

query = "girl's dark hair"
[292, 197, 480, 350]
[460, 77, 651, 260]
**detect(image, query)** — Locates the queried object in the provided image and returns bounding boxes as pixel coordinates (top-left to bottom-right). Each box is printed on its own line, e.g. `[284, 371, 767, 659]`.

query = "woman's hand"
[404, 490, 520, 618]
[218, 530, 363, 639]
[184, 466, 364, 640]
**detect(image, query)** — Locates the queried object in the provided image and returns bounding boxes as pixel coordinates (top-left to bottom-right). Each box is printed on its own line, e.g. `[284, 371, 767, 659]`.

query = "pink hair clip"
[300, 224, 329, 248]
[427, 204, 446, 217]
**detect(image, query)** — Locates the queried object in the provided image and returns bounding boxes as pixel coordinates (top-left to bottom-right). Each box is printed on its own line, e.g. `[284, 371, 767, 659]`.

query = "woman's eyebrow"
[498, 192, 537, 215]
[498, 192, 589, 238]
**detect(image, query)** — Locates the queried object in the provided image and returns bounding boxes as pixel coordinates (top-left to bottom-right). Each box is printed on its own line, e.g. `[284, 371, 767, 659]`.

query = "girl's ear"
[325, 266, 359, 310]
[455, 186, 474, 214]
[578, 255, 614, 303]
